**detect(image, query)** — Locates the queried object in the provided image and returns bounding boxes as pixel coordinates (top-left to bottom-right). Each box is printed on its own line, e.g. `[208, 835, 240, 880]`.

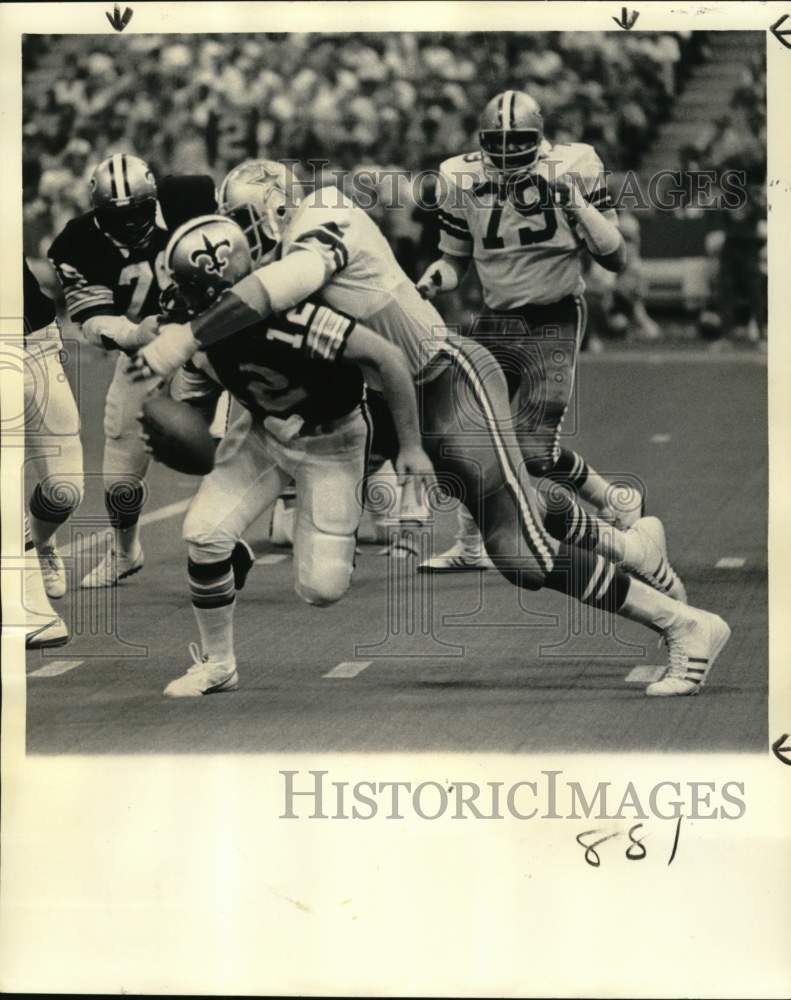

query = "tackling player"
[131, 158, 730, 697]
[143, 215, 432, 696]
[48, 154, 170, 588]
[416, 90, 644, 571]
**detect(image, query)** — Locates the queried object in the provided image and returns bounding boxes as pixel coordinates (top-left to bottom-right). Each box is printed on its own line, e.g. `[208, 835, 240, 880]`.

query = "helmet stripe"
[504, 90, 515, 128]
[496, 93, 504, 127]
[120, 154, 131, 200]
[108, 157, 119, 200]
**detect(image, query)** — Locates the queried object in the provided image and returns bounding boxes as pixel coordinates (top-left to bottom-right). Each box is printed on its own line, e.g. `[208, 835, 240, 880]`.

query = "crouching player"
[141, 215, 433, 696]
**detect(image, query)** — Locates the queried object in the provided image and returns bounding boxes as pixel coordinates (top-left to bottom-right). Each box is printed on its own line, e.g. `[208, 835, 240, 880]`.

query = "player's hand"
[127, 352, 165, 394]
[416, 265, 443, 300]
[548, 176, 579, 215]
[394, 445, 436, 498]
[128, 322, 199, 381]
[133, 314, 161, 349]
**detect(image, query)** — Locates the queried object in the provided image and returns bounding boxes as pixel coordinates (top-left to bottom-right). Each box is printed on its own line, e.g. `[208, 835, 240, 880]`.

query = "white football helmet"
[479, 90, 544, 178]
[218, 159, 301, 263]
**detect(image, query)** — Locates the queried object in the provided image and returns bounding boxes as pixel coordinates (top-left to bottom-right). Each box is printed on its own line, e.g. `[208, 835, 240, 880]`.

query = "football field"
[25, 346, 768, 755]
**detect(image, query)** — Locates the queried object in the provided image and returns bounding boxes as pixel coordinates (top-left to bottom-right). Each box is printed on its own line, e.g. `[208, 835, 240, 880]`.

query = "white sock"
[193, 601, 236, 663]
[618, 578, 683, 632]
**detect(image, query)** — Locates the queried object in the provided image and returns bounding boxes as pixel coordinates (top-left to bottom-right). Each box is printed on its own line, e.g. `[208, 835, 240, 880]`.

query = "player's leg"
[25, 348, 84, 598]
[423, 341, 729, 695]
[82, 354, 152, 587]
[23, 514, 68, 648]
[165, 411, 289, 697]
[290, 409, 369, 605]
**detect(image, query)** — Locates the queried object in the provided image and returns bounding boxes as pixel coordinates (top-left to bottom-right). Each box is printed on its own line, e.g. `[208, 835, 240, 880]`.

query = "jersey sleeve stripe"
[437, 214, 472, 241]
[305, 306, 354, 362]
[293, 227, 349, 273]
[437, 208, 470, 233]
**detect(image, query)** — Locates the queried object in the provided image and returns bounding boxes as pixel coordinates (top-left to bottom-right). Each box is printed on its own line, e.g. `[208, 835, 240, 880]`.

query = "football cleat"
[163, 643, 239, 698]
[38, 543, 66, 599]
[80, 546, 144, 589]
[26, 615, 69, 649]
[647, 608, 731, 697]
[417, 540, 495, 573]
[623, 516, 687, 603]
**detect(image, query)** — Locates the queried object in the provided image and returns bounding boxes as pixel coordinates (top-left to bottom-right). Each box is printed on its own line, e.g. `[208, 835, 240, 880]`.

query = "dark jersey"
[23, 257, 56, 336]
[200, 299, 364, 425]
[48, 211, 170, 325]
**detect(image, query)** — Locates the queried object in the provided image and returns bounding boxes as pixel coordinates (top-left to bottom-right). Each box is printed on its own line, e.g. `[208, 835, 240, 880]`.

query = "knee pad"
[294, 530, 355, 607]
[105, 479, 146, 530]
[29, 476, 83, 524]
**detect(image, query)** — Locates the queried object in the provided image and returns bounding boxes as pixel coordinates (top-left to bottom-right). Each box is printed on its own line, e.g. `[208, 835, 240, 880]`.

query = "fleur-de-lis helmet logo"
[189, 233, 232, 275]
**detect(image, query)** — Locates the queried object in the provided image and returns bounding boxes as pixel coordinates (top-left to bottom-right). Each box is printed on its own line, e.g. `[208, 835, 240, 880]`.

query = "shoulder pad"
[439, 152, 486, 189]
[545, 142, 604, 182]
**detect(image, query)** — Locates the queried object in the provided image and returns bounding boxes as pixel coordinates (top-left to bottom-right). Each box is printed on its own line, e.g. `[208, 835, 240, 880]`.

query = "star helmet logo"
[189, 233, 232, 275]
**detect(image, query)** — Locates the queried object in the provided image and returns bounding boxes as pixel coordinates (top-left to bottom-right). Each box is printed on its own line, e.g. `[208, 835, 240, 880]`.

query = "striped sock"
[188, 557, 236, 662]
[544, 545, 630, 613]
[548, 449, 589, 493]
[543, 495, 602, 552]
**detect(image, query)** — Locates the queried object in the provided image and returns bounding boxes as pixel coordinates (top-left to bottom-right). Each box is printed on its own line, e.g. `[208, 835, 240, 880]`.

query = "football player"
[48, 154, 170, 589]
[23, 256, 83, 642]
[140, 215, 432, 696]
[23, 257, 84, 600]
[131, 158, 730, 697]
[416, 90, 644, 571]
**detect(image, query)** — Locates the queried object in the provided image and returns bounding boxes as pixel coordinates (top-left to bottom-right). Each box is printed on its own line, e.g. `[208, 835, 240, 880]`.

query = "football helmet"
[161, 215, 253, 319]
[218, 159, 300, 263]
[90, 153, 158, 247]
[479, 91, 544, 178]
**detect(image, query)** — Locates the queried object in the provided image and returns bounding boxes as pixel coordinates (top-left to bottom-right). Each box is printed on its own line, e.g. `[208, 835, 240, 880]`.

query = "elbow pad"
[252, 252, 327, 313]
[572, 204, 622, 257]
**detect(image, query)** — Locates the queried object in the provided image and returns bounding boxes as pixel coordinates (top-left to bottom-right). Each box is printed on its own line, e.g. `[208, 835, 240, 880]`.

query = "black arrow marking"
[106, 2, 133, 31]
[771, 14, 791, 49]
[613, 7, 640, 30]
[772, 733, 791, 765]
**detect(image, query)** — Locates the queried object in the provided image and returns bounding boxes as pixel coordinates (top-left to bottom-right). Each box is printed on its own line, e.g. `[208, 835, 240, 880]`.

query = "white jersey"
[438, 141, 613, 309]
[280, 187, 448, 378]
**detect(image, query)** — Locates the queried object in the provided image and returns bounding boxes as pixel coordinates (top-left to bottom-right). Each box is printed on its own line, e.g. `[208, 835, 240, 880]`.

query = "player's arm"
[417, 169, 473, 299]
[130, 248, 327, 377]
[550, 172, 627, 274]
[47, 232, 156, 351]
[342, 323, 434, 488]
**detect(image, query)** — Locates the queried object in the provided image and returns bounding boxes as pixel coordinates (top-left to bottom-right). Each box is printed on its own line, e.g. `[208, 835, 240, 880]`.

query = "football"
[140, 395, 216, 476]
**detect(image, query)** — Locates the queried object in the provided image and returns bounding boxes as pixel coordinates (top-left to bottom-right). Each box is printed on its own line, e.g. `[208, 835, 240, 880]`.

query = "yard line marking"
[138, 497, 192, 526]
[256, 553, 288, 566]
[716, 557, 746, 569]
[29, 658, 85, 678]
[651, 433, 672, 443]
[323, 660, 372, 679]
[625, 665, 666, 684]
